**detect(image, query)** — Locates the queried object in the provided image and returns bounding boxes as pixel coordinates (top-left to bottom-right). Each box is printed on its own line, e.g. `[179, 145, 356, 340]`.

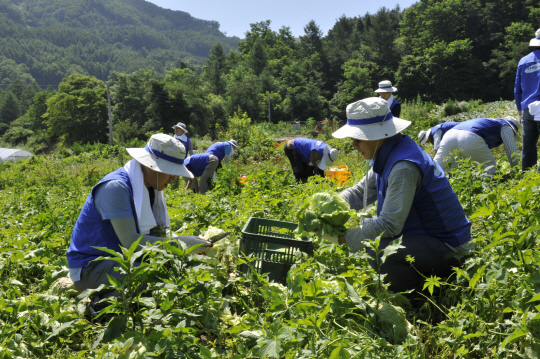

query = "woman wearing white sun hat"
[172, 122, 194, 157]
[374, 80, 401, 118]
[67, 134, 212, 298]
[326, 97, 472, 293]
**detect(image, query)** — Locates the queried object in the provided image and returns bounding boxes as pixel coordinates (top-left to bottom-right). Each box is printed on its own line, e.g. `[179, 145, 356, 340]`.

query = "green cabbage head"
[295, 192, 354, 237]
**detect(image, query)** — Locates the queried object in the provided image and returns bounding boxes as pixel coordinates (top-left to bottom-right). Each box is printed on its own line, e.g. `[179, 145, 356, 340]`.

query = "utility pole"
[106, 80, 113, 145]
[268, 95, 271, 123]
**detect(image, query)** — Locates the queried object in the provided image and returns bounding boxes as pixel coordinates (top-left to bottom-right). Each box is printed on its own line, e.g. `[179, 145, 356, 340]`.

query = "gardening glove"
[322, 233, 340, 245]
[176, 236, 213, 253]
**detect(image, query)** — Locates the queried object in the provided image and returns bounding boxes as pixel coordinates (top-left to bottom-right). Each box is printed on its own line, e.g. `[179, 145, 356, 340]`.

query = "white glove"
[176, 236, 213, 253]
[322, 233, 340, 245]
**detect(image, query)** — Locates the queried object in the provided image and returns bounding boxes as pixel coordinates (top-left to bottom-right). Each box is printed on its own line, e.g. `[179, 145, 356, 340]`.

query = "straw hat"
[530, 29, 540, 47]
[374, 80, 397, 93]
[127, 133, 194, 178]
[172, 122, 188, 133]
[332, 97, 411, 141]
[418, 129, 432, 146]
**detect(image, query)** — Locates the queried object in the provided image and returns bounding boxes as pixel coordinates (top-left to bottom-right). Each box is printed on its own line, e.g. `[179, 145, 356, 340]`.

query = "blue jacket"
[515, 50, 540, 111]
[67, 168, 139, 269]
[431, 122, 459, 138]
[206, 142, 231, 162]
[453, 118, 517, 149]
[292, 138, 327, 164]
[373, 134, 471, 247]
[178, 136, 192, 153]
[184, 153, 210, 177]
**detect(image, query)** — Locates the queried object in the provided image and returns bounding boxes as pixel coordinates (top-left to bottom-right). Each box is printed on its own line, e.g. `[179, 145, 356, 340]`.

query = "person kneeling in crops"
[66, 134, 212, 298]
[327, 97, 473, 293]
[182, 152, 219, 194]
[284, 138, 339, 183]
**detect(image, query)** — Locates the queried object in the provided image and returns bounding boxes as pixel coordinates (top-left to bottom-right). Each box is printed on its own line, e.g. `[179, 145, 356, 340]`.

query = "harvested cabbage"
[370, 301, 412, 344]
[295, 192, 354, 237]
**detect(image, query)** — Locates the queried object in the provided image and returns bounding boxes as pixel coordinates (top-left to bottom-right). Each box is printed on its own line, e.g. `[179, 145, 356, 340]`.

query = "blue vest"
[184, 153, 210, 177]
[67, 168, 140, 269]
[454, 118, 517, 149]
[431, 122, 459, 138]
[292, 138, 326, 164]
[206, 142, 230, 162]
[178, 137, 192, 152]
[389, 99, 399, 111]
[373, 135, 471, 247]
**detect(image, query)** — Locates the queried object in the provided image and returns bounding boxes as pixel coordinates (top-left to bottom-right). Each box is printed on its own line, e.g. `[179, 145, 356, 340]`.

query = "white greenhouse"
[0, 148, 33, 163]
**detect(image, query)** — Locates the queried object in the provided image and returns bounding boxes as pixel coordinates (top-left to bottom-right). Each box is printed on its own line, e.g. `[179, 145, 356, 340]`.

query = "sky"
[146, 0, 419, 39]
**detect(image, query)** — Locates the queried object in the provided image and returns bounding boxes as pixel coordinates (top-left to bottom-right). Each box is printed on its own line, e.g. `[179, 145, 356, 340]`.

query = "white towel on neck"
[385, 94, 394, 109]
[529, 101, 540, 121]
[124, 159, 170, 234]
[174, 134, 188, 142]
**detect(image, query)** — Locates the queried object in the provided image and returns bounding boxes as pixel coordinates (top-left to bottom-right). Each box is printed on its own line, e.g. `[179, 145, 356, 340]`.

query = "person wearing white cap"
[374, 80, 401, 118]
[67, 134, 212, 298]
[417, 122, 459, 156]
[284, 138, 339, 183]
[515, 28, 540, 171]
[433, 117, 521, 176]
[206, 139, 238, 165]
[172, 122, 194, 157]
[325, 97, 472, 293]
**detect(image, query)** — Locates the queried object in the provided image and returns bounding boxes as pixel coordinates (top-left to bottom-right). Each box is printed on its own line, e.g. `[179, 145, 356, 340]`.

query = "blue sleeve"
[224, 144, 231, 155]
[515, 65, 523, 111]
[94, 180, 133, 220]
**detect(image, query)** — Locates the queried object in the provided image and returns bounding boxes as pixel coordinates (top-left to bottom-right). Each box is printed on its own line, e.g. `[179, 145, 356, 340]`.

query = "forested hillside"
[0, 0, 539, 149]
[0, 0, 239, 86]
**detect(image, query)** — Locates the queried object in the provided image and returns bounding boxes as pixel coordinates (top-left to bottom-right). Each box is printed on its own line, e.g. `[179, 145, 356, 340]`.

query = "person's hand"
[176, 236, 213, 253]
[322, 233, 340, 245]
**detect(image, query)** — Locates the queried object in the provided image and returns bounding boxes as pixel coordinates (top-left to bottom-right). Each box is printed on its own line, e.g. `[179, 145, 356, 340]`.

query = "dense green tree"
[44, 74, 108, 144]
[204, 43, 227, 95]
[0, 91, 20, 124]
[27, 88, 56, 132]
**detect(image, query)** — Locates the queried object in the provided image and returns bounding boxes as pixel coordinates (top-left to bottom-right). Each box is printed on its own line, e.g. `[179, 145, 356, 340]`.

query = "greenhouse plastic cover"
[0, 148, 33, 163]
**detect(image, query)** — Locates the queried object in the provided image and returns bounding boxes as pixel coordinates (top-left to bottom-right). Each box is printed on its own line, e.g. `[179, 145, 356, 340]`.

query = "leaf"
[380, 237, 405, 264]
[46, 320, 75, 340]
[316, 302, 331, 329]
[102, 314, 128, 343]
[258, 339, 280, 359]
[345, 282, 365, 310]
[470, 201, 494, 219]
[422, 275, 441, 295]
[329, 343, 347, 359]
[199, 345, 212, 358]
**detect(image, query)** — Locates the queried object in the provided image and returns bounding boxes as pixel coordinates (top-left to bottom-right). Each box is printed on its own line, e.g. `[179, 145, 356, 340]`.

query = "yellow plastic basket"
[326, 165, 352, 186]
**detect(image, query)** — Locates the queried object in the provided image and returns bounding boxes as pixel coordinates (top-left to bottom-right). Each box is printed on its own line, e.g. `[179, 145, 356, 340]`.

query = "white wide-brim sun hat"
[317, 146, 339, 171]
[127, 133, 194, 178]
[374, 80, 398, 93]
[530, 29, 540, 46]
[418, 128, 432, 146]
[502, 116, 521, 141]
[333, 97, 411, 141]
[172, 122, 188, 134]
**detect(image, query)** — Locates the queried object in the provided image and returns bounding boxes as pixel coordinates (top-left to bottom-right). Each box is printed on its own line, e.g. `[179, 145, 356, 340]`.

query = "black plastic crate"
[239, 217, 314, 284]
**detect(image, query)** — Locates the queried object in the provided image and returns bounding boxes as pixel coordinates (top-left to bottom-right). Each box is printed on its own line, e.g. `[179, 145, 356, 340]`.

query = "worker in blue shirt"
[418, 122, 460, 157]
[284, 138, 339, 183]
[182, 153, 219, 194]
[374, 80, 401, 118]
[172, 122, 194, 157]
[515, 28, 540, 171]
[206, 139, 238, 166]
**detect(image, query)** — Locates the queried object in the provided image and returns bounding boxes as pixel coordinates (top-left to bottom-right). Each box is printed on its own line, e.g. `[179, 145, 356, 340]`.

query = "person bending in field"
[324, 97, 473, 293]
[417, 121, 459, 157]
[432, 117, 520, 176]
[182, 152, 219, 194]
[206, 139, 238, 167]
[284, 138, 339, 183]
[66, 134, 212, 299]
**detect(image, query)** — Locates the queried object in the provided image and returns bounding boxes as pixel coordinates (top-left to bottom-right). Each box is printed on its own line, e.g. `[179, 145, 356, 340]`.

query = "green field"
[1, 101, 539, 358]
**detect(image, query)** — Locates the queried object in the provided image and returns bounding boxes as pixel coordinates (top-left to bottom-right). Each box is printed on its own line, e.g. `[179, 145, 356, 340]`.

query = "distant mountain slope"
[0, 0, 240, 86]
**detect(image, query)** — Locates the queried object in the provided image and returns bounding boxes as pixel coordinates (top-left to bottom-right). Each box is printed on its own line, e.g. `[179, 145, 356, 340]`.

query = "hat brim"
[530, 39, 540, 46]
[126, 148, 194, 178]
[332, 118, 411, 141]
[420, 129, 431, 146]
[172, 125, 188, 134]
[317, 146, 334, 171]
[374, 87, 397, 93]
